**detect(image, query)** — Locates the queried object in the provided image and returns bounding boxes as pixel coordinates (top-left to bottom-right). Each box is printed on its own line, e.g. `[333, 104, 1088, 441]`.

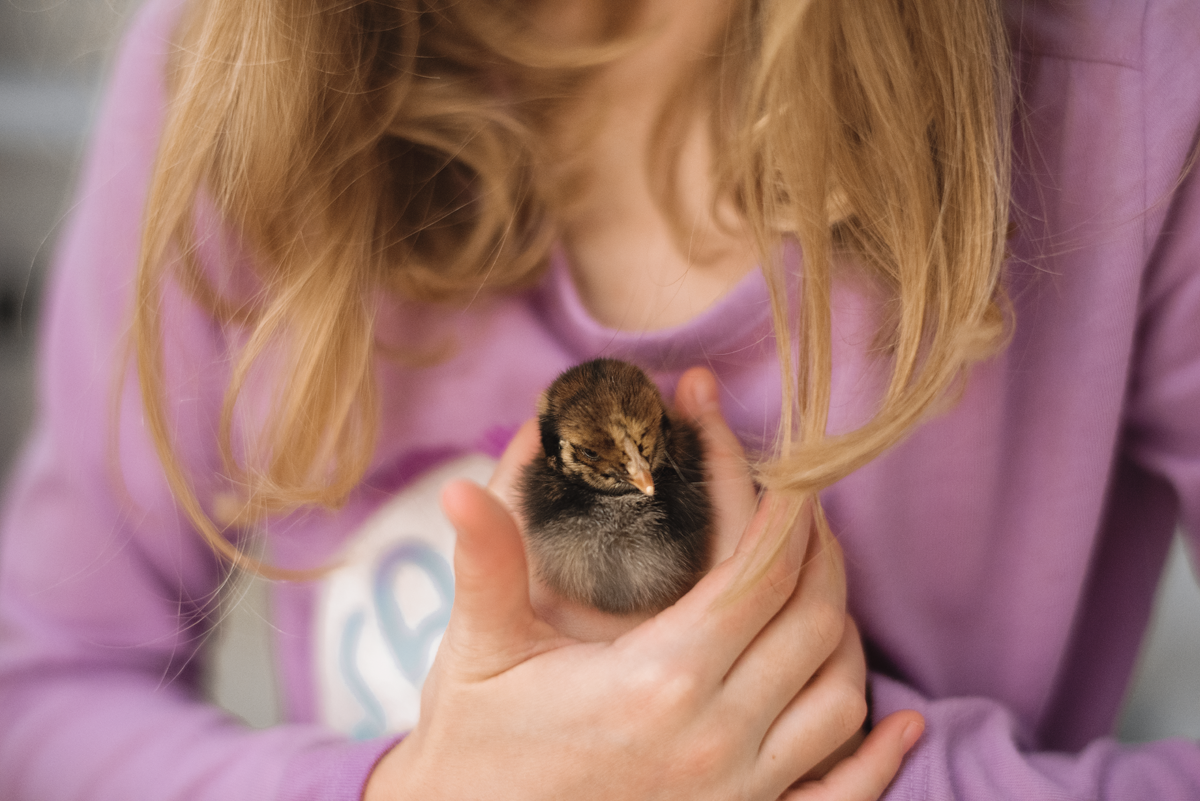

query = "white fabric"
[315, 455, 495, 738]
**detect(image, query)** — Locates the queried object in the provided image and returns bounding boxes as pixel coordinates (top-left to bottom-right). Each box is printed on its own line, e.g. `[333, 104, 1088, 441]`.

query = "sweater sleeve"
[872, 135, 1200, 801]
[870, 675, 1200, 800]
[0, 1, 396, 798]
[1125, 148, 1200, 561]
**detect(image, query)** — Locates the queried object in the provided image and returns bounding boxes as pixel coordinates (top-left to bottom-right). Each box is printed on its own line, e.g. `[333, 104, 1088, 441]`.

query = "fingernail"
[900, 720, 924, 753]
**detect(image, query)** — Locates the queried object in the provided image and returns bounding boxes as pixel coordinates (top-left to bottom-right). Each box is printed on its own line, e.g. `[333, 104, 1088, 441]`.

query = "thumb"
[441, 479, 553, 679]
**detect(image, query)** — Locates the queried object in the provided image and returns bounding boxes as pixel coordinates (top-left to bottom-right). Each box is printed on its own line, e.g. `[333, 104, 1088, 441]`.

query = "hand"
[672, 368, 924, 800]
[363, 367, 922, 801]
[781, 615, 924, 801]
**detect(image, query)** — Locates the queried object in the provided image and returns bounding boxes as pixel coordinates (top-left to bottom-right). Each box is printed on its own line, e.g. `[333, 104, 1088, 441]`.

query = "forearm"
[0, 670, 394, 801]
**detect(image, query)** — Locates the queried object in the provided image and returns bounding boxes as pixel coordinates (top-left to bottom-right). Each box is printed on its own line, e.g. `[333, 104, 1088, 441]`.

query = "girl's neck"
[540, 0, 757, 332]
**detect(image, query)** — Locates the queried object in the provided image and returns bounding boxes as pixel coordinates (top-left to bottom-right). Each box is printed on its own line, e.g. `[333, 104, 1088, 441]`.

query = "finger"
[636, 489, 809, 680]
[674, 369, 813, 594]
[440, 480, 557, 679]
[530, 577, 651, 643]
[487, 418, 541, 516]
[754, 614, 866, 796]
[673, 366, 757, 566]
[781, 712, 924, 801]
[724, 535, 848, 721]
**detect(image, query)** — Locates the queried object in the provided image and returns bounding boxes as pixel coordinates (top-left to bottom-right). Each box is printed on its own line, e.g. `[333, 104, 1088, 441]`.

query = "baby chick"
[519, 358, 711, 615]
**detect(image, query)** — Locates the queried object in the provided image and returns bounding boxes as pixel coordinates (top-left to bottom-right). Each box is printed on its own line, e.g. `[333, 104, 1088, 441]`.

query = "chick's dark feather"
[519, 359, 711, 615]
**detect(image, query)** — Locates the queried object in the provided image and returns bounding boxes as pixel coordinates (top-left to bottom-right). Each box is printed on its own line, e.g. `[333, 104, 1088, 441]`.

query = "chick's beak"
[623, 440, 655, 495]
[628, 467, 655, 496]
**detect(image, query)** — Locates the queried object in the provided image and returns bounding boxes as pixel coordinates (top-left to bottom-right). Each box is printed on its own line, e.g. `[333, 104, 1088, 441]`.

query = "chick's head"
[537, 359, 669, 495]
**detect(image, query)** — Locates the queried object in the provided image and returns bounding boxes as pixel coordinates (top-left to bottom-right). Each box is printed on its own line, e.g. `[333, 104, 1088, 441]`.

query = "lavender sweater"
[2, 0, 1199, 798]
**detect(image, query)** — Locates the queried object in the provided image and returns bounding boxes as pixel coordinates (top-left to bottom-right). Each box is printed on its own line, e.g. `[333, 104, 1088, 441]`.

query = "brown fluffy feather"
[520, 359, 711, 614]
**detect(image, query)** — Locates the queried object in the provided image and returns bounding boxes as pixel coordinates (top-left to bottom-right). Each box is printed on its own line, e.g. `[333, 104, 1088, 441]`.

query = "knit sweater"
[2, 0, 1199, 798]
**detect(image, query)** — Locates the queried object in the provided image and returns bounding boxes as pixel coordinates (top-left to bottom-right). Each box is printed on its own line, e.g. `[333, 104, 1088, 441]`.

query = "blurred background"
[0, 0, 129, 473]
[0, 0, 1197, 742]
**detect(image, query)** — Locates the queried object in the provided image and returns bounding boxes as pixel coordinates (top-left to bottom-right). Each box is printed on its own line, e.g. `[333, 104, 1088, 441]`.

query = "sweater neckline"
[531, 247, 778, 371]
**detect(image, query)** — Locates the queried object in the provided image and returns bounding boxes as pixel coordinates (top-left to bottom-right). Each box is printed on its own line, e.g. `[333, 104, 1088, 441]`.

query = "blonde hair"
[135, 0, 1011, 575]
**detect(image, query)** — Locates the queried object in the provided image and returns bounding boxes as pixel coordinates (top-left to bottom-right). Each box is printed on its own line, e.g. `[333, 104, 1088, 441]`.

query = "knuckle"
[805, 602, 845, 654]
[685, 732, 724, 774]
[758, 557, 802, 608]
[828, 680, 869, 738]
[621, 659, 703, 718]
[668, 728, 731, 784]
[761, 571, 797, 610]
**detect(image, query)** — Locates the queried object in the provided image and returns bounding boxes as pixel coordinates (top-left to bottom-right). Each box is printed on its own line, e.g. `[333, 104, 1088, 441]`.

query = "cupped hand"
[364, 367, 922, 801]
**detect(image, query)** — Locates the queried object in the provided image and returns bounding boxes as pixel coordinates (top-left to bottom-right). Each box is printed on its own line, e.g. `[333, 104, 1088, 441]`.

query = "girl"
[1, 0, 1198, 799]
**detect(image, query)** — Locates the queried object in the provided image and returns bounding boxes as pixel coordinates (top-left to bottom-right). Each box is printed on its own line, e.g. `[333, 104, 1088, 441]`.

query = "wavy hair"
[135, 0, 1012, 575]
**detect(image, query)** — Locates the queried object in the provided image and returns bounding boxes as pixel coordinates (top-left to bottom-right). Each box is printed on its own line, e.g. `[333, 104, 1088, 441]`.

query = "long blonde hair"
[135, 0, 1012, 575]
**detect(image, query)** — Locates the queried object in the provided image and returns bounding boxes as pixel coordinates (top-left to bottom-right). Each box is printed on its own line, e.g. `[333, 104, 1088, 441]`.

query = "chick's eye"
[578, 447, 600, 461]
